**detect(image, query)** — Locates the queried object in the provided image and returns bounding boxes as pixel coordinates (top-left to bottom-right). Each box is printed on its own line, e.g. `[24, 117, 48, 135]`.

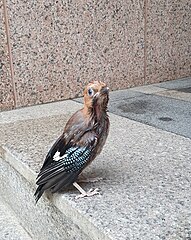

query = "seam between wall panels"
[144, 0, 148, 84]
[2, 0, 17, 108]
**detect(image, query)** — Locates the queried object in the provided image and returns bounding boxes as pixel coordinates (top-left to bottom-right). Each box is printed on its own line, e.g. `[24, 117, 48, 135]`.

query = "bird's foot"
[75, 188, 100, 199]
[78, 177, 103, 183]
[73, 182, 100, 199]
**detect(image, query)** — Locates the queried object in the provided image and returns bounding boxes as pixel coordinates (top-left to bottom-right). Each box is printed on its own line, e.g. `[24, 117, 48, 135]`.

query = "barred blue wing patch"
[36, 146, 92, 184]
[60, 146, 91, 172]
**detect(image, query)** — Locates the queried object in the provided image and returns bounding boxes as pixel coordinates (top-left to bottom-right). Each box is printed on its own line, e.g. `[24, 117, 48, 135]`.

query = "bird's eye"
[88, 88, 94, 96]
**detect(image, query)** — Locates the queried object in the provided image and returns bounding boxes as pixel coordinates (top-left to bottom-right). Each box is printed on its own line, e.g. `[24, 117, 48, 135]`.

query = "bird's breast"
[94, 118, 109, 155]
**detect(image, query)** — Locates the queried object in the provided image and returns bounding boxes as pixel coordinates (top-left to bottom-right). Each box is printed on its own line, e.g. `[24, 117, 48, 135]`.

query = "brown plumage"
[34, 81, 110, 202]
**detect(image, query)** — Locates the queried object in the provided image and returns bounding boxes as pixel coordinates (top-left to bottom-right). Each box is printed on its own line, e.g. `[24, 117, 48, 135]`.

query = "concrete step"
[0, 97, 191, 240]
[0, 196, 32, 240]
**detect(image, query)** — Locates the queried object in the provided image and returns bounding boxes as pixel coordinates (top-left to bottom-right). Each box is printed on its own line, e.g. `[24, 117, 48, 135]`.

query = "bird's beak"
[100, 87, 109, 95]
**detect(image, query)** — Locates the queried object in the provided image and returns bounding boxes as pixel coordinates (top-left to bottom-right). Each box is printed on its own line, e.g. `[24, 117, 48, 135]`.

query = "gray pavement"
[154, 77, 191, 90]
[109, 93, 191, 138]
[0, 77, 191, 240]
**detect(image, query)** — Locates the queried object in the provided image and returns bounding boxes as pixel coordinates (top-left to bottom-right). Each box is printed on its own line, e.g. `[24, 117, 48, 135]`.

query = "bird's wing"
[36, 131, 97, 188]
[40, 110, 94, 170]
[40, 135, 65, 170]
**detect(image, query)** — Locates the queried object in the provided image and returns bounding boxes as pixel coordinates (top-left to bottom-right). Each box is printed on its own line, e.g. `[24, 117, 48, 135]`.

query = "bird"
[34, 81, 110, 203]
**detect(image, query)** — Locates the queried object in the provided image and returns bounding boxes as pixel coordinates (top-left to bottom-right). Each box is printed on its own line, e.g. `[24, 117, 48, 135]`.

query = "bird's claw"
[75, 188, 100, 199]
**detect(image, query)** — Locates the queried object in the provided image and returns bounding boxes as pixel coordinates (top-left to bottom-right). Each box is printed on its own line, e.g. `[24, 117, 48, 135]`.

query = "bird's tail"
[34, 185, 44, 204]
[34, 171, 80, 203]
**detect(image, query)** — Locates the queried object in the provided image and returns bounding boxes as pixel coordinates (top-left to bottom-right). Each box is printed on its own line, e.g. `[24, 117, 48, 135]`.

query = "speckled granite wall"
[0, 0, 190, 110]
[146, 0, 191, 84]
[5, 0, 145, 108]
[0, 0, 15, 111]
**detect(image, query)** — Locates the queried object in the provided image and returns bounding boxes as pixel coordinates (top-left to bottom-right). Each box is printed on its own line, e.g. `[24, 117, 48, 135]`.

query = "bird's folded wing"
[40, 135, 65, 170]
[40, 111, 95, 170]
[36, 145, 92, 185]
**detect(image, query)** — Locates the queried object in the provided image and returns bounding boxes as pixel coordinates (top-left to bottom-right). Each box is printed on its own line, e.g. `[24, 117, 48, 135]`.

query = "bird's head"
[83, 81, 109, 114]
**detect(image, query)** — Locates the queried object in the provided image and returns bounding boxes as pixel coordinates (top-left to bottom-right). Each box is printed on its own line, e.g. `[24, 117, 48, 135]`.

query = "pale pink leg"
[73, 182, 100, 199]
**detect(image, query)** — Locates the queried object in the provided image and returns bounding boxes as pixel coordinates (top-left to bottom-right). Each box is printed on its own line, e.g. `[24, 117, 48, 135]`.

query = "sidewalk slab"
[109, 94, 191, 139]
[154, 77, 191, 90]
[0, 100, 80, 124]
[156, 90, 191, 102]
[0, 100, 191, 240]
[130, 85, 164, 94]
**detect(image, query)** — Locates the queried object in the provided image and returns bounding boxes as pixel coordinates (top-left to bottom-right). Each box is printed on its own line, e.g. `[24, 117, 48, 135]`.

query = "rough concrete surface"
[154, 77, 191, 90]
[0, 100, 80, 124]
[131, 85, 164, 94]
[108, 78, 191, 139]
[156, 89, 191, 102]
[0, 157, 92, 240]
[0, 88, 191, 240]
[109, 93, 191, 139]
[0, 196, 32, 240]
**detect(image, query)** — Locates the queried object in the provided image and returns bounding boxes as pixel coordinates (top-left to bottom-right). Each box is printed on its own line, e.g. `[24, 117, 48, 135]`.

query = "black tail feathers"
[34, 185, 44, 204]
[34, 171, 80, 204]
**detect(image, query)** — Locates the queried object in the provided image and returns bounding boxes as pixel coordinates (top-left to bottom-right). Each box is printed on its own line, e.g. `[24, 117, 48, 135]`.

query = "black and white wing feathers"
[34, 132, 97, 203]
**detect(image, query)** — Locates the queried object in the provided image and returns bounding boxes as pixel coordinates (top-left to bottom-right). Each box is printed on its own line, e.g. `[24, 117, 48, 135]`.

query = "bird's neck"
[83, 105, 108, 123]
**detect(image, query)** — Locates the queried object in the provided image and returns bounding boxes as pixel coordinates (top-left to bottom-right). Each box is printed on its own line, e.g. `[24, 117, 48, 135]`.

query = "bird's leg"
[78, 173, 103, 183]
[73, 182, 100, 199]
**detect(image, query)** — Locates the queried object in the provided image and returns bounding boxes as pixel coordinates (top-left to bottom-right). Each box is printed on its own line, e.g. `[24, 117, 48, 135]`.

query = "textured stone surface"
[108, 89, 144, 102]
[0, 196, 32, 240]
[0, 99, 80, 124]
[132, 85, 165, 94]
[154, 77, 191, 102]
[109, 94, 191, 139]
[0, 157, 92, 240]
[0, 1, 15, 111]
[6, 0, 144, 107]
[156, 89, 191, 102]
[0, 99, 191, 239]
[146, 0, 191, 83]
[154, 77, 191, 90]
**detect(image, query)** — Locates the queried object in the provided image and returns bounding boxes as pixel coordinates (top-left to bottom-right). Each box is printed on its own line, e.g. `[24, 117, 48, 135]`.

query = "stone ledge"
[0, 100, 191, 240]
[0, 149, 112, 240]
[0, 157, 91, 240]
[0, 195, 32, 240]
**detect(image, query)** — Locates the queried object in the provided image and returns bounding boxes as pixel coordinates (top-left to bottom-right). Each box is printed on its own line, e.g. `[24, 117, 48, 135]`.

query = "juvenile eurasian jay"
[34, 81, 109, 203]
